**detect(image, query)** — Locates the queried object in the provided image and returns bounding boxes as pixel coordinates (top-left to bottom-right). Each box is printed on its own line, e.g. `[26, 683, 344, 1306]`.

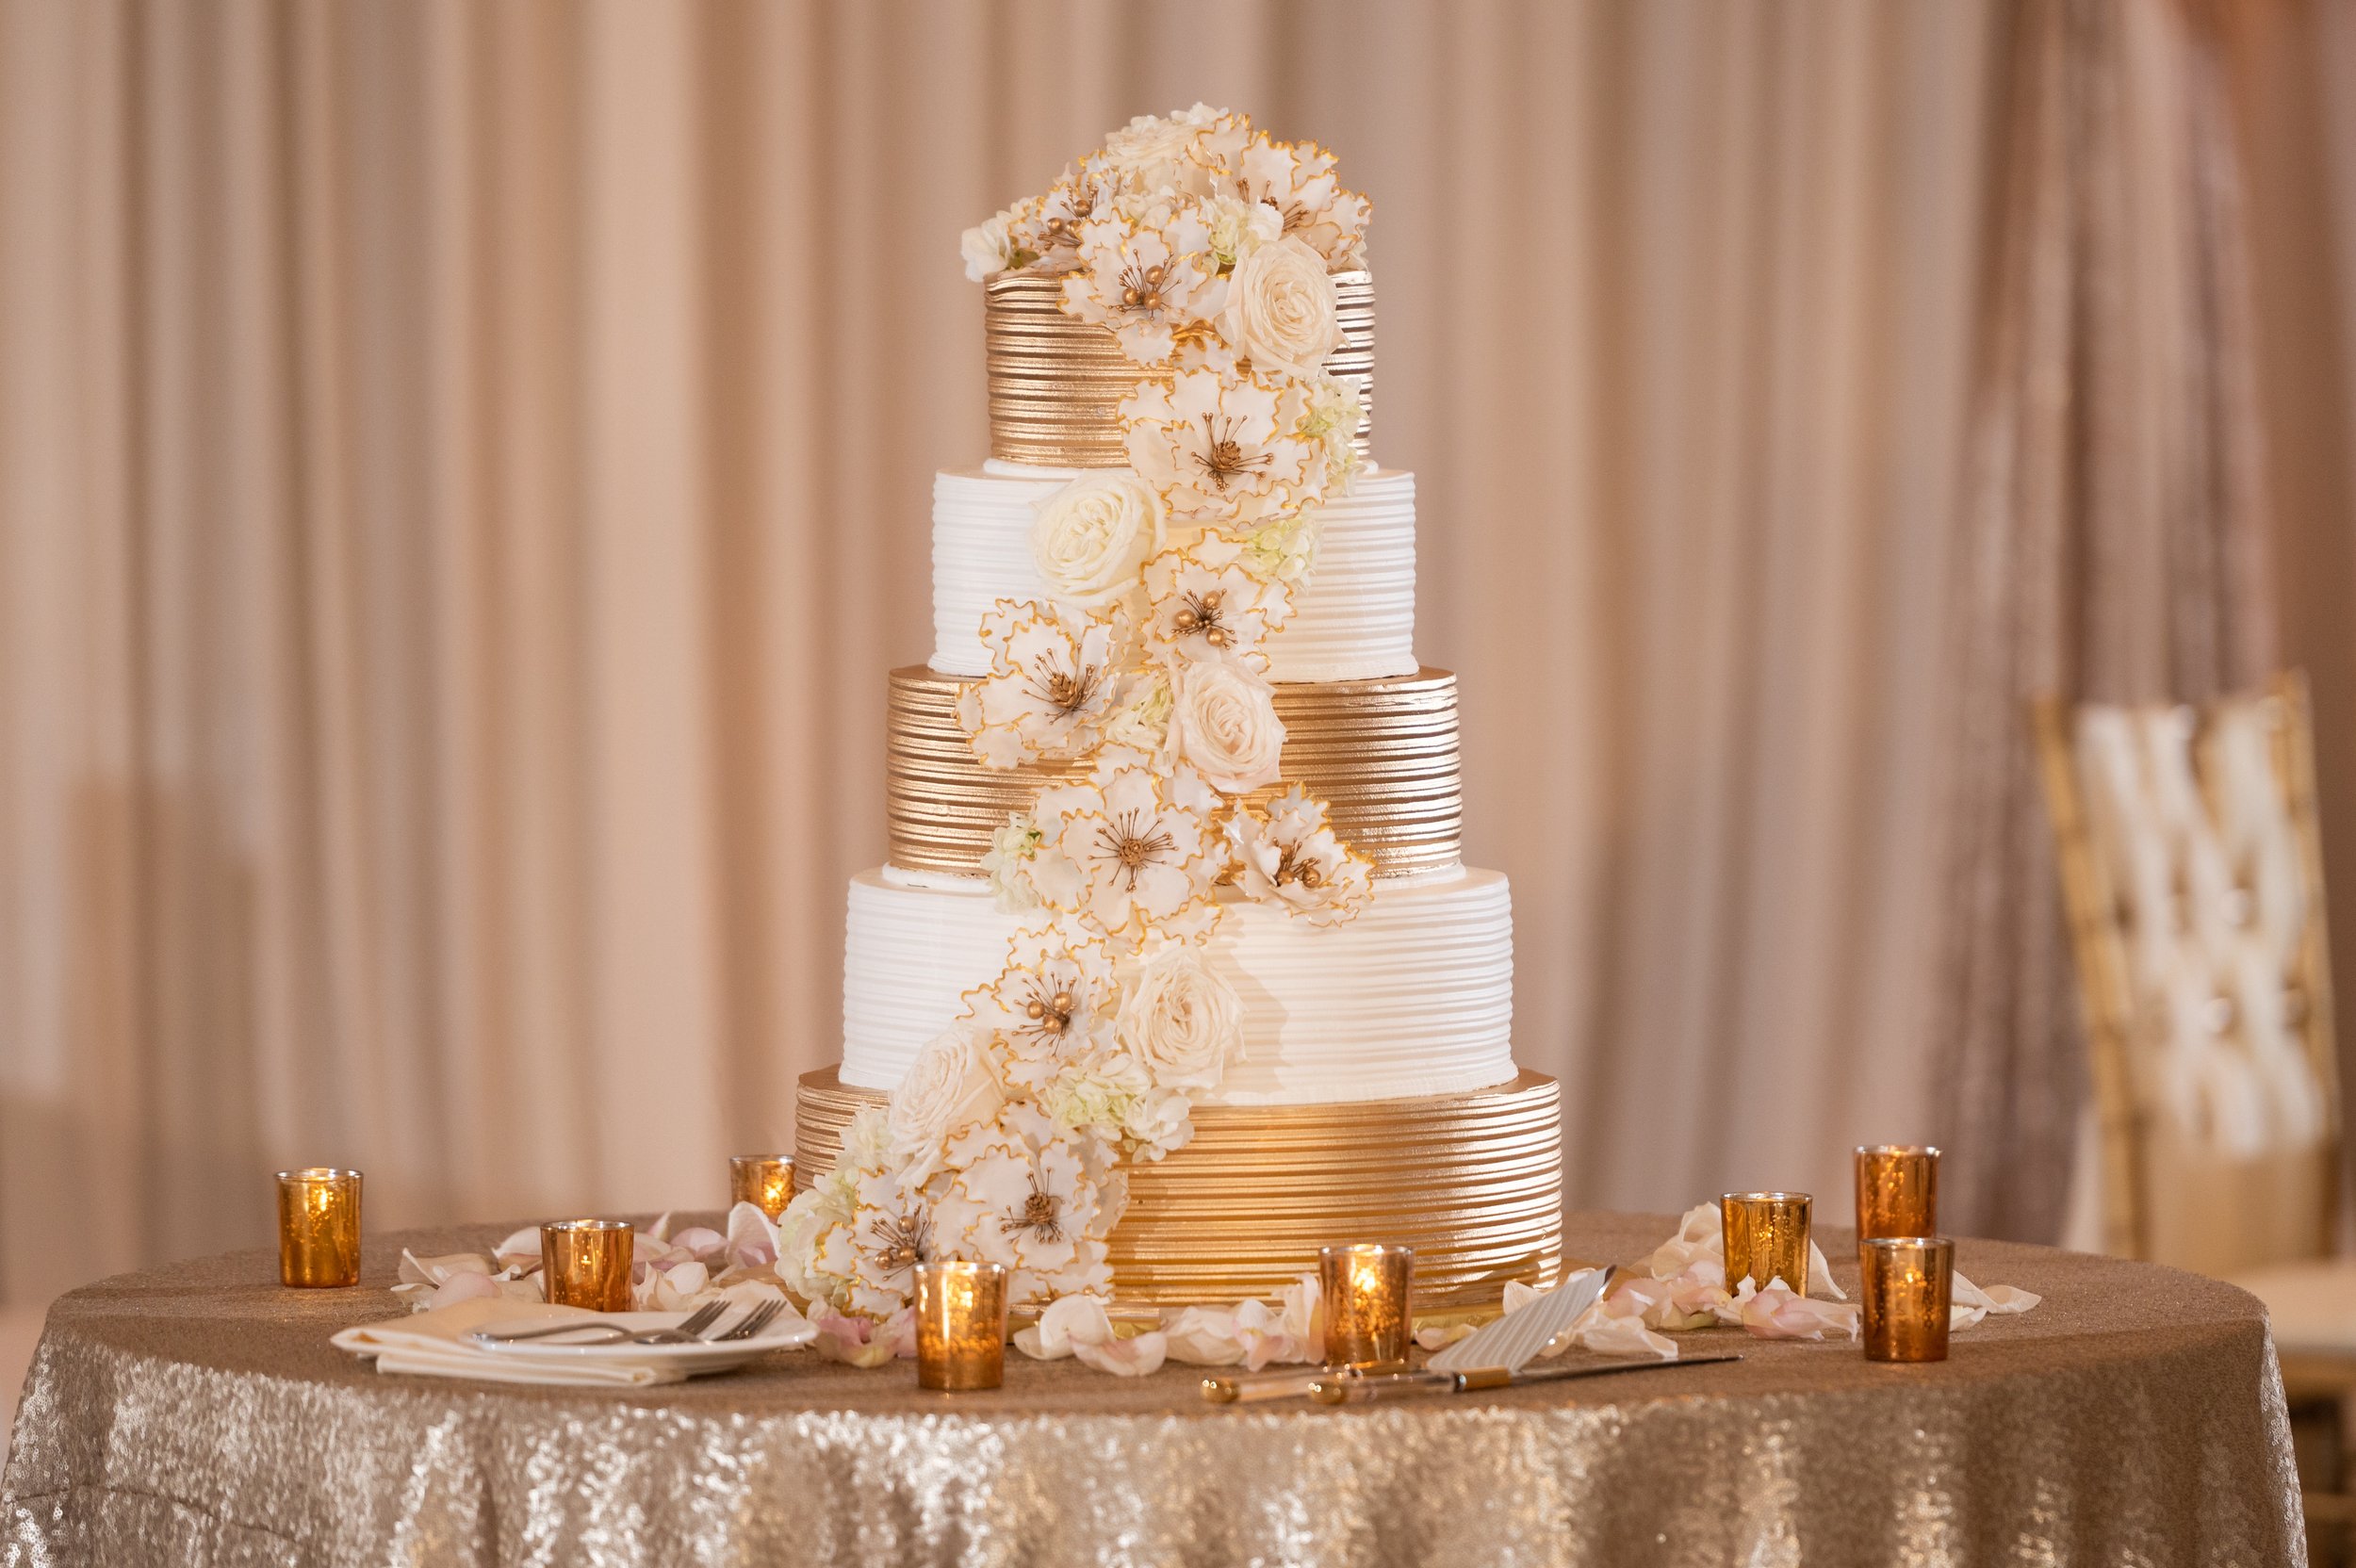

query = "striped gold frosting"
[794, 1067, 1565, 1310]
[984, 270, 1376, 469]
[885, 665, 1462, 879]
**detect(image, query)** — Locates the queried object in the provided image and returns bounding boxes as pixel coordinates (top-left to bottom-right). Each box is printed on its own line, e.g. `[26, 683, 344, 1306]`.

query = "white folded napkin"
[333, 1298, 688, 1387]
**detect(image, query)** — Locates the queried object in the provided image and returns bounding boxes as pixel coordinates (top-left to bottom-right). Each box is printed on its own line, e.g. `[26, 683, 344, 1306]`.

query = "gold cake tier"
[984, 270, 1376, 468]
[885, 665, 1463, 879]
[794, 1067, 1565, 1310]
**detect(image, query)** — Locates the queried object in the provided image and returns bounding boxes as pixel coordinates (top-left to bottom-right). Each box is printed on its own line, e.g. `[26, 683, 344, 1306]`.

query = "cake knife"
[1308, 1351, 1742, 1404]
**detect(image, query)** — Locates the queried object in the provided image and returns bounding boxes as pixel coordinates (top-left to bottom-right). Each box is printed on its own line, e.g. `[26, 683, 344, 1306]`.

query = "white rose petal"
[1218, 236, 1342, 382]
[886, 1027, 1006, 1184]
[1170, 661, 1286, 793]
[1030, 473, 1166, 609]
[1117, 945, 1243, 1092]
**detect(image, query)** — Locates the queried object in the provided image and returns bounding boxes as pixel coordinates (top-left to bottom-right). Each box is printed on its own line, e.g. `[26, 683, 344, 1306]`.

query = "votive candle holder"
[1722, 1192, 1813, 1296]
[1855, 1145, 1939, 1243]
[729, 1154, 795, 1221]
[915, 1260, 1008, 1391]
[1319, 1243, 1415, 1370]
[1860, 1236, 1954, 1363]
[540, 1219, 634, 1313]
[275, 1168, 363, 1288]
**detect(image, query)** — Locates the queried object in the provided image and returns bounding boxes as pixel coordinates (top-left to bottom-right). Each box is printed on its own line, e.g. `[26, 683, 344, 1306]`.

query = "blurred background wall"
[0, 0, 2350, 1310]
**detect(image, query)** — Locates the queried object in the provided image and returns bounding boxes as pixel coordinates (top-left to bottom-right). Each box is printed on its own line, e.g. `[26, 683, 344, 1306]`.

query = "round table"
[1, 1212, 2300, 1567]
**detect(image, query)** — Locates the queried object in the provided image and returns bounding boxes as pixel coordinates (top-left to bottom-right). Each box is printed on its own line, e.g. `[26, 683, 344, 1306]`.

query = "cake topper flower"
[1232, 134, 1371, 270]
[1226, 785, 1375, 926]
[1061, 211, 1228, 364]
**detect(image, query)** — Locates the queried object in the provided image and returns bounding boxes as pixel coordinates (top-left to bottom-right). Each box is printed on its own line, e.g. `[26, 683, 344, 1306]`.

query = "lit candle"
[1318, 1243, 1414, 1370]
[275, 1168, 363, 1288]
[1860, 1236, 1954, 1363]
[1854, 1145, 1939, 1243]
[540, 1219, 634, 1313]
[729, 1154, 795, 1221]
[915, 1260, 1008, 1390]
[1721, 1192, 1813, 1295]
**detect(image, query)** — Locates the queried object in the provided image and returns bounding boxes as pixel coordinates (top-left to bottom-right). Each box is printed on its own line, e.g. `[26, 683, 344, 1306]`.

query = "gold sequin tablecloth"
[1, 1212, 2300, 1567]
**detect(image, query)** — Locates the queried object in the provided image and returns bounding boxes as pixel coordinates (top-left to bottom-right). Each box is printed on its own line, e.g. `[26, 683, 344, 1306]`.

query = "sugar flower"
[1142, 531, 1293, 669]
[1227, 785, 1374, 925]
[1097, 103, 1251, 197]
[958, 600, 1130, 767]
[1123, 367, 1317, 528]
[929, 1102, 1121, 1312]
[1028, 750, 1222, 940]
[1233, 134, 1371, 270]
[959, 924, 1121, 1091]
[1062, 210, 1228, 365]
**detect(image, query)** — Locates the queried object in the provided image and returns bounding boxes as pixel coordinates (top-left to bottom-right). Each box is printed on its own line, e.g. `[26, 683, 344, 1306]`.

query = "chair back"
[2035, 673, 2340, 1276]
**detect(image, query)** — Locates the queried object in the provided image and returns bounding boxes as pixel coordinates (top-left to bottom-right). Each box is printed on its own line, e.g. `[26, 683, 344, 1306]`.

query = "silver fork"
[472, 1299, 729, 1348]
[712, 1300, 784, 1342]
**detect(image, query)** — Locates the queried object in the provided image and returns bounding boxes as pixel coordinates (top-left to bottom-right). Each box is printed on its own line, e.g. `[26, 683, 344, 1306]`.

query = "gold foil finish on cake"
[885, 665, 1462, 878]
[794, 1068, 1564, 1309]
[985, 270, 1376, 468]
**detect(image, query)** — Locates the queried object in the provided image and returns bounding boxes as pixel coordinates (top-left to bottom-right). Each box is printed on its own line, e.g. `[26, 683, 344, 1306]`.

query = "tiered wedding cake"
[783, 107, 1562, 1319]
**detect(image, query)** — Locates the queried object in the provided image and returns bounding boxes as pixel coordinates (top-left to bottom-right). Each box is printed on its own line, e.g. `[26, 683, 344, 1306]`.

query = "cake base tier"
[794, 1066, 1565, 1310]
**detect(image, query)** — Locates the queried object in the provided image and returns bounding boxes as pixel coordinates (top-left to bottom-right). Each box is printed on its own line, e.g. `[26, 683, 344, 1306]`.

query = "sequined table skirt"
[1, 1212, 2300, 1568]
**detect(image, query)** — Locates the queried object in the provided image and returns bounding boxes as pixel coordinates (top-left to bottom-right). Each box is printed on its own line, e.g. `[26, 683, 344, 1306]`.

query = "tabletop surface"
[2, 1209, 2304, 1568]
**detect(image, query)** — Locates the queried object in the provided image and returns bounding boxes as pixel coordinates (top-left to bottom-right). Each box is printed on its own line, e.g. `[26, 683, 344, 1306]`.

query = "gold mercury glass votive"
[915, 1260, 1009, 1391]
[540, 1219, 634, 1313]
[1855, 1144, 1940, 1243]
[1861, 1236, 1954, 1363]
[275, 1168, 363, 1288]
[1722, 1192, 1813, 1296]
[1319, 1243, 1415, 1370]
[729, 1154, 795, 1221]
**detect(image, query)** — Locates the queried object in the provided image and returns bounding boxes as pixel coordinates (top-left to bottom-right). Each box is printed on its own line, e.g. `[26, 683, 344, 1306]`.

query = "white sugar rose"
[1170, 661, 1285, 793]
[1117, 946, 1243, 1092]
[1030, 473, 1166, 609]
[886, 1027, 1005, 1184]
[1217, 236, 1342, 381]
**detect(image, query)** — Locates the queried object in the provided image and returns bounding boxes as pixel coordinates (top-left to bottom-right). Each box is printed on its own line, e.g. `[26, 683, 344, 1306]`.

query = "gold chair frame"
[2032, 670, 2342, 1271]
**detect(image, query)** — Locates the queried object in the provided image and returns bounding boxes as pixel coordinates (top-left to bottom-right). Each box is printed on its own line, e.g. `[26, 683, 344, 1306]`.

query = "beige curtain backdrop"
[0, 0, 2312, 1307]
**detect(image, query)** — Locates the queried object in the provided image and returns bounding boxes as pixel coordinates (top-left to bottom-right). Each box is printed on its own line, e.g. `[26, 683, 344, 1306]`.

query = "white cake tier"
[929, 462, 1419, 684]
[841, 863, 1515, 1106]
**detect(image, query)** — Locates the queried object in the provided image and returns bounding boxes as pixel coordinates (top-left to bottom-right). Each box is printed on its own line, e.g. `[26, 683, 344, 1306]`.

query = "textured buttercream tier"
[884, 663, 1461, 878]
[929, 466, 1418, 683]
[984, 269, 1374, 468]
[794, 1066, 1564, 1309]
[840, 864, 1514, 1105]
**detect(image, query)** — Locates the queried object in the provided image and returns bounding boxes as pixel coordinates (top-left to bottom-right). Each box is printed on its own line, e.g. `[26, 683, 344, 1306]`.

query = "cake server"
[1309, 1351, 1742, 1404]
[1426, 1265, 1616, 1374]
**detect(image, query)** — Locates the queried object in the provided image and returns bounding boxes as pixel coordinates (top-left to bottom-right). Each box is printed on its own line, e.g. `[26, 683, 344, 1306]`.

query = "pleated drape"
[0, 0, 2293, 1304]
[1930, 0, 2280, 1239]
